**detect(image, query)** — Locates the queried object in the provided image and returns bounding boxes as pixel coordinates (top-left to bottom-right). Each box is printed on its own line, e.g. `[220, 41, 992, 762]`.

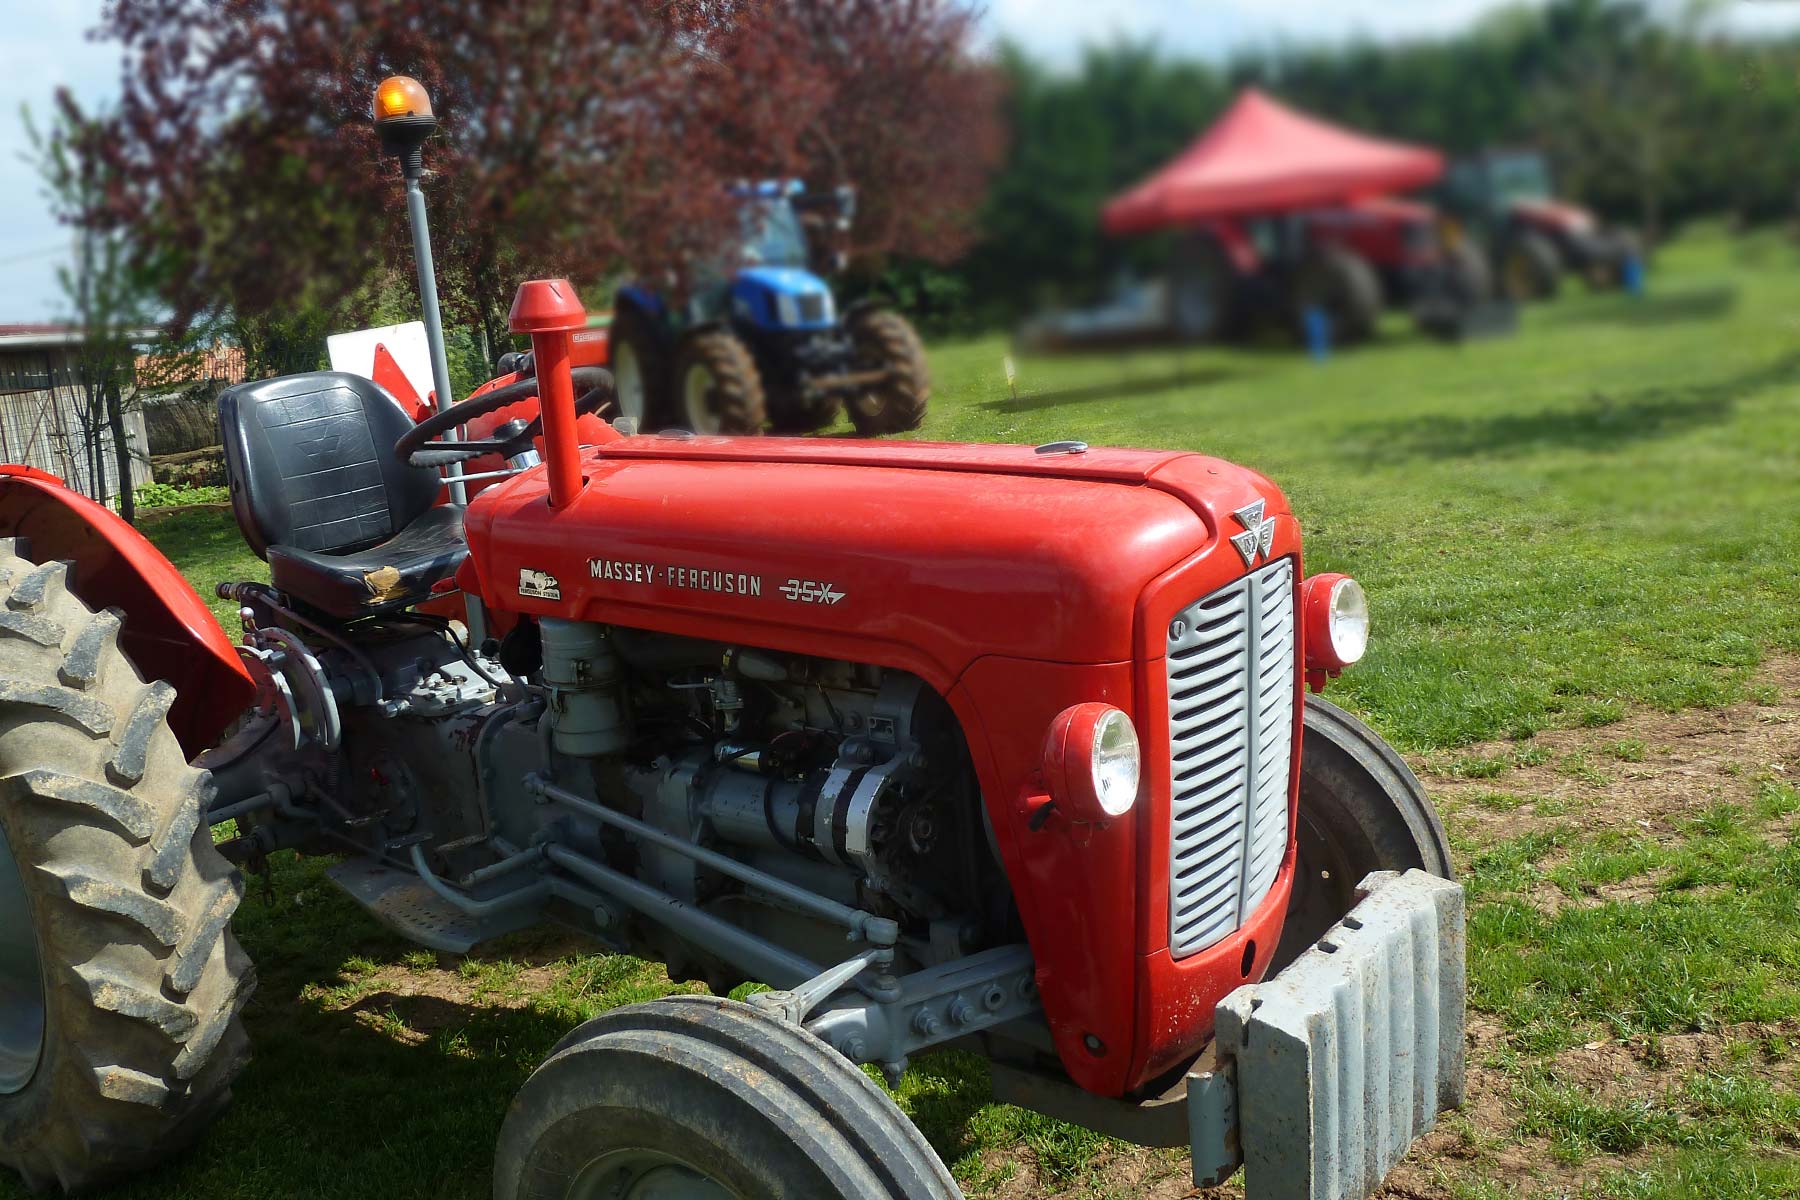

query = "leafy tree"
[28, 101, 181, 521]
[57, 0, 1001, 349]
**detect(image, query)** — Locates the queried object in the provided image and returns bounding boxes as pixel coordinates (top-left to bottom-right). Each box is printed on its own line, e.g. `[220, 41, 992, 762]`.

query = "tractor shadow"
[981, 365, 1239, 414]
[1341, 350, 1796, 466]
[1559, 283, 1739, 329]
[148, 861, 1026, 1197]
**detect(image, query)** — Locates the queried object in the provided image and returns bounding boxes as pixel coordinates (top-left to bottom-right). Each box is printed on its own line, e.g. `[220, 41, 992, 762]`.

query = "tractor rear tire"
[1273, 695, 1453, 972]
[846, 310, 929, 436]
[0, 539, 253, 1193]
[1292, 246, 1383, 344]
[1499, 231, 1562, 302]
[495, 994, 962, 1200]
[673, 330, 766, 435]
[609, 305, 668, 432]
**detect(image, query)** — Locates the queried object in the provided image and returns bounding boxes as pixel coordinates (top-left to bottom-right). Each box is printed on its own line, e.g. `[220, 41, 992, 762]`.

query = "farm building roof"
[1101, 88, 1445, 234]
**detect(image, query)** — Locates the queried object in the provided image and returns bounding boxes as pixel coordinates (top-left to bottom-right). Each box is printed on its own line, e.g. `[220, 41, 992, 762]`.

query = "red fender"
[0, 467, 255, 755]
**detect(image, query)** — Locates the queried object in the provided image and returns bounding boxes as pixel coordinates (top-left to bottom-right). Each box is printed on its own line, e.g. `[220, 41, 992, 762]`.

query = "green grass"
[920, 226, 1800, 750]
[12, 224, 1800, 1198]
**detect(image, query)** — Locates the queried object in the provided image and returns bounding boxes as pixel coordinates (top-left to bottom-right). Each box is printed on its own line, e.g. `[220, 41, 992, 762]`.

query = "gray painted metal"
[1204, 868, 1467, 1200]
[325, 856, 537, 953]
[804, 944, 1038, 1072]
[543, 844, 823, 989]
[402, 174, 465, 503]
[0, 818, 45, 1095]
[531, 775, 900, 947]
[1164, 556, 1296, 957]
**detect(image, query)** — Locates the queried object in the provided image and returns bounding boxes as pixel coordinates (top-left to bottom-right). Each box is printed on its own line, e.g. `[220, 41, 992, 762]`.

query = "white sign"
[327, 321, 434, 403]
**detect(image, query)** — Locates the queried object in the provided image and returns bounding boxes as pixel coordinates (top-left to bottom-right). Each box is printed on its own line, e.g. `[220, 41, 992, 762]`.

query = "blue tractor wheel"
[672, 330, 766, 435]
[609, 305, 667, 431]
[845, 310, 928, 436]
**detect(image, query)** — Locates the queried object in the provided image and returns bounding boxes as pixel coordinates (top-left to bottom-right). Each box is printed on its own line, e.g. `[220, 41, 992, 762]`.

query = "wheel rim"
[566, 1148, 738, 1200]
[0, 820, 46, 1096]
[682, 363, 721, 434]
[614, 341, 645, 426]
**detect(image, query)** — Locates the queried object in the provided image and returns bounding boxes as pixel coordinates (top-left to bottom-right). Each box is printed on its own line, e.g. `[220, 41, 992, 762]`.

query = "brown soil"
[1422, 654, 1800, 857]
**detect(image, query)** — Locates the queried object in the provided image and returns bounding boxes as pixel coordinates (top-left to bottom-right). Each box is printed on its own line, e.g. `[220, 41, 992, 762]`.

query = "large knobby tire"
[609, 305, 667, 432]
[1292, 246, 1383, 344]
[1273, 695, 1453, 971]
[1499, 231, 1562, 302]
[0, 540, 253, 1192]
[846, 310, 929, 436]
[672, 330, 766, 436]
[1441, 239, 1493, 305]
[495, 994, 962, 1200]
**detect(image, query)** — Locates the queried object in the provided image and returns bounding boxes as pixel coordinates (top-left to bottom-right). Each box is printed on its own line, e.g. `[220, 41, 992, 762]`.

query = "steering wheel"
[395, 366, 616, 469]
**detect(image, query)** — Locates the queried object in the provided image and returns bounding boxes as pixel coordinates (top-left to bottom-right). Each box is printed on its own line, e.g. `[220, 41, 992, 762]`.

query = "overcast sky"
[5, 0, 1800, 320]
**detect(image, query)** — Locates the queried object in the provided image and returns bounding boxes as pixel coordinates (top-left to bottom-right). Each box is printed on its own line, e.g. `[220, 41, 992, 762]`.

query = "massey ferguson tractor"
[0, 78, 1465, 1199]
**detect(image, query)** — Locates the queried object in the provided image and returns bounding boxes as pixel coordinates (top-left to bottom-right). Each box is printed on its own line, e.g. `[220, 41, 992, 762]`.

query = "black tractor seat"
[218, 371, 466, 619]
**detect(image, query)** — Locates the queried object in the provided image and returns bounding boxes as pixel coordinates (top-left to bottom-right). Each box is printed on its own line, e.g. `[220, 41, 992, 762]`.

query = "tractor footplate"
[1190, 869, 1466, 1200]
[327, 858, 536, 954]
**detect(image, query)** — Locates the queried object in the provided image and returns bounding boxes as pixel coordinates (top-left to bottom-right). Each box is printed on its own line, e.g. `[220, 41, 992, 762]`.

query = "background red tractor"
[1436, 149, 1643, 301]
[0, 76, 1466, 1199]
[1107, 89, 1504, 347]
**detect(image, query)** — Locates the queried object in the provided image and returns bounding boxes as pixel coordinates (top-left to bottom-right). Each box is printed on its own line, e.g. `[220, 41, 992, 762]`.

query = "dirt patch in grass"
[1420, 654, 1800, 853]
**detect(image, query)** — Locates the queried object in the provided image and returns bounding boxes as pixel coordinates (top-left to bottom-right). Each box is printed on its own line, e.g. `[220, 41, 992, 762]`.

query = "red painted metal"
[371, 341, 432, 420]
[459, 436, 1302, 1096]
[509, 279, 588, 509]
[0, 467, 255, 754]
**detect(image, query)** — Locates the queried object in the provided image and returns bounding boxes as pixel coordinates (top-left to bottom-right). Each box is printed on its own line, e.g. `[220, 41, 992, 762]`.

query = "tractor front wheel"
[1499, 232, 1562, 301]
[0, 540, 253, 1192]
[846, 310, 929, 436]
[609, 305, 668, 432]
[673, 330, 766, 435]
[495, 994, 962, 1200]
[1273, 694, 1454, 971]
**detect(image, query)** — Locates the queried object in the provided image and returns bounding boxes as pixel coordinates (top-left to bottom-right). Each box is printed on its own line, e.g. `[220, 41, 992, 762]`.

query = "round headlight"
[1090, 708, 1141, 817]
[1302, 573, 1369, 673]
[1327, 577, 1369, 665]
[1043, 703, 1142, 822]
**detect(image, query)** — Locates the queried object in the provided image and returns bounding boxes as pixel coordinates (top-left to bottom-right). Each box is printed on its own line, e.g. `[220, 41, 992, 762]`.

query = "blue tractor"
[608, 181, 929, 436]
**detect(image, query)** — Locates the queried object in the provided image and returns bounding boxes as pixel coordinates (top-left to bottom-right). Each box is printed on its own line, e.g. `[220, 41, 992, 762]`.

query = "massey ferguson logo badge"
[518, 567, 561, 600]
[1229, 499, 1277, 568]
[779, 578, 846, 606]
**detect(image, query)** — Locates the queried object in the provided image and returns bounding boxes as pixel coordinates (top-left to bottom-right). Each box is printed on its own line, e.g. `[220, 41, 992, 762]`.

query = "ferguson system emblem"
[1229, 499, 1277, 568]
[518, 567, 561, 600]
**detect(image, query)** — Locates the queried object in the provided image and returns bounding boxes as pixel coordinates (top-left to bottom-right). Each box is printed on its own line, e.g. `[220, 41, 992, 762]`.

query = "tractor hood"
[736, 265, 829, 298]
[462, 437, 1293, 689]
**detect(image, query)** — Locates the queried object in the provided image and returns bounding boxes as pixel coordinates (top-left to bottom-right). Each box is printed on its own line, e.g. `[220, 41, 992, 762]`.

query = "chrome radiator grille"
[1164, 557, 1297, 959]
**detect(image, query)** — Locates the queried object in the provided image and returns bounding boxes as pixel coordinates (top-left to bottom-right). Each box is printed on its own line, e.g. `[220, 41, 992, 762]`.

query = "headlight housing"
[1302, 573, 1369, 675]
[1042, 703, 1142, 821]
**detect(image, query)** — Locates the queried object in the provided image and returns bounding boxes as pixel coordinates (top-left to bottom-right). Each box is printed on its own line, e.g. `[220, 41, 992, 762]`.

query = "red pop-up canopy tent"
[1101, 89, 1444, 236]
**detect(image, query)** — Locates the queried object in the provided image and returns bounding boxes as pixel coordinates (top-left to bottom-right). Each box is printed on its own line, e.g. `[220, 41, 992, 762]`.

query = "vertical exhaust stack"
[373, 75, 466, 506]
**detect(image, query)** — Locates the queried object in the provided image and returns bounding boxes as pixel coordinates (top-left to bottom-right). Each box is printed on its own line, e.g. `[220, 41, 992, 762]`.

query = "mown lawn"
[8, 224, 1799, 1199]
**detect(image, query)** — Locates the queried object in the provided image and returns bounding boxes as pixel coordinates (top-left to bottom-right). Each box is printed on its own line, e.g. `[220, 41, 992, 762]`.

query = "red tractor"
[1169, 201, 1496, 346]
[1437, 150, 1642, 301]
[0, 77, 1465, 1198]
